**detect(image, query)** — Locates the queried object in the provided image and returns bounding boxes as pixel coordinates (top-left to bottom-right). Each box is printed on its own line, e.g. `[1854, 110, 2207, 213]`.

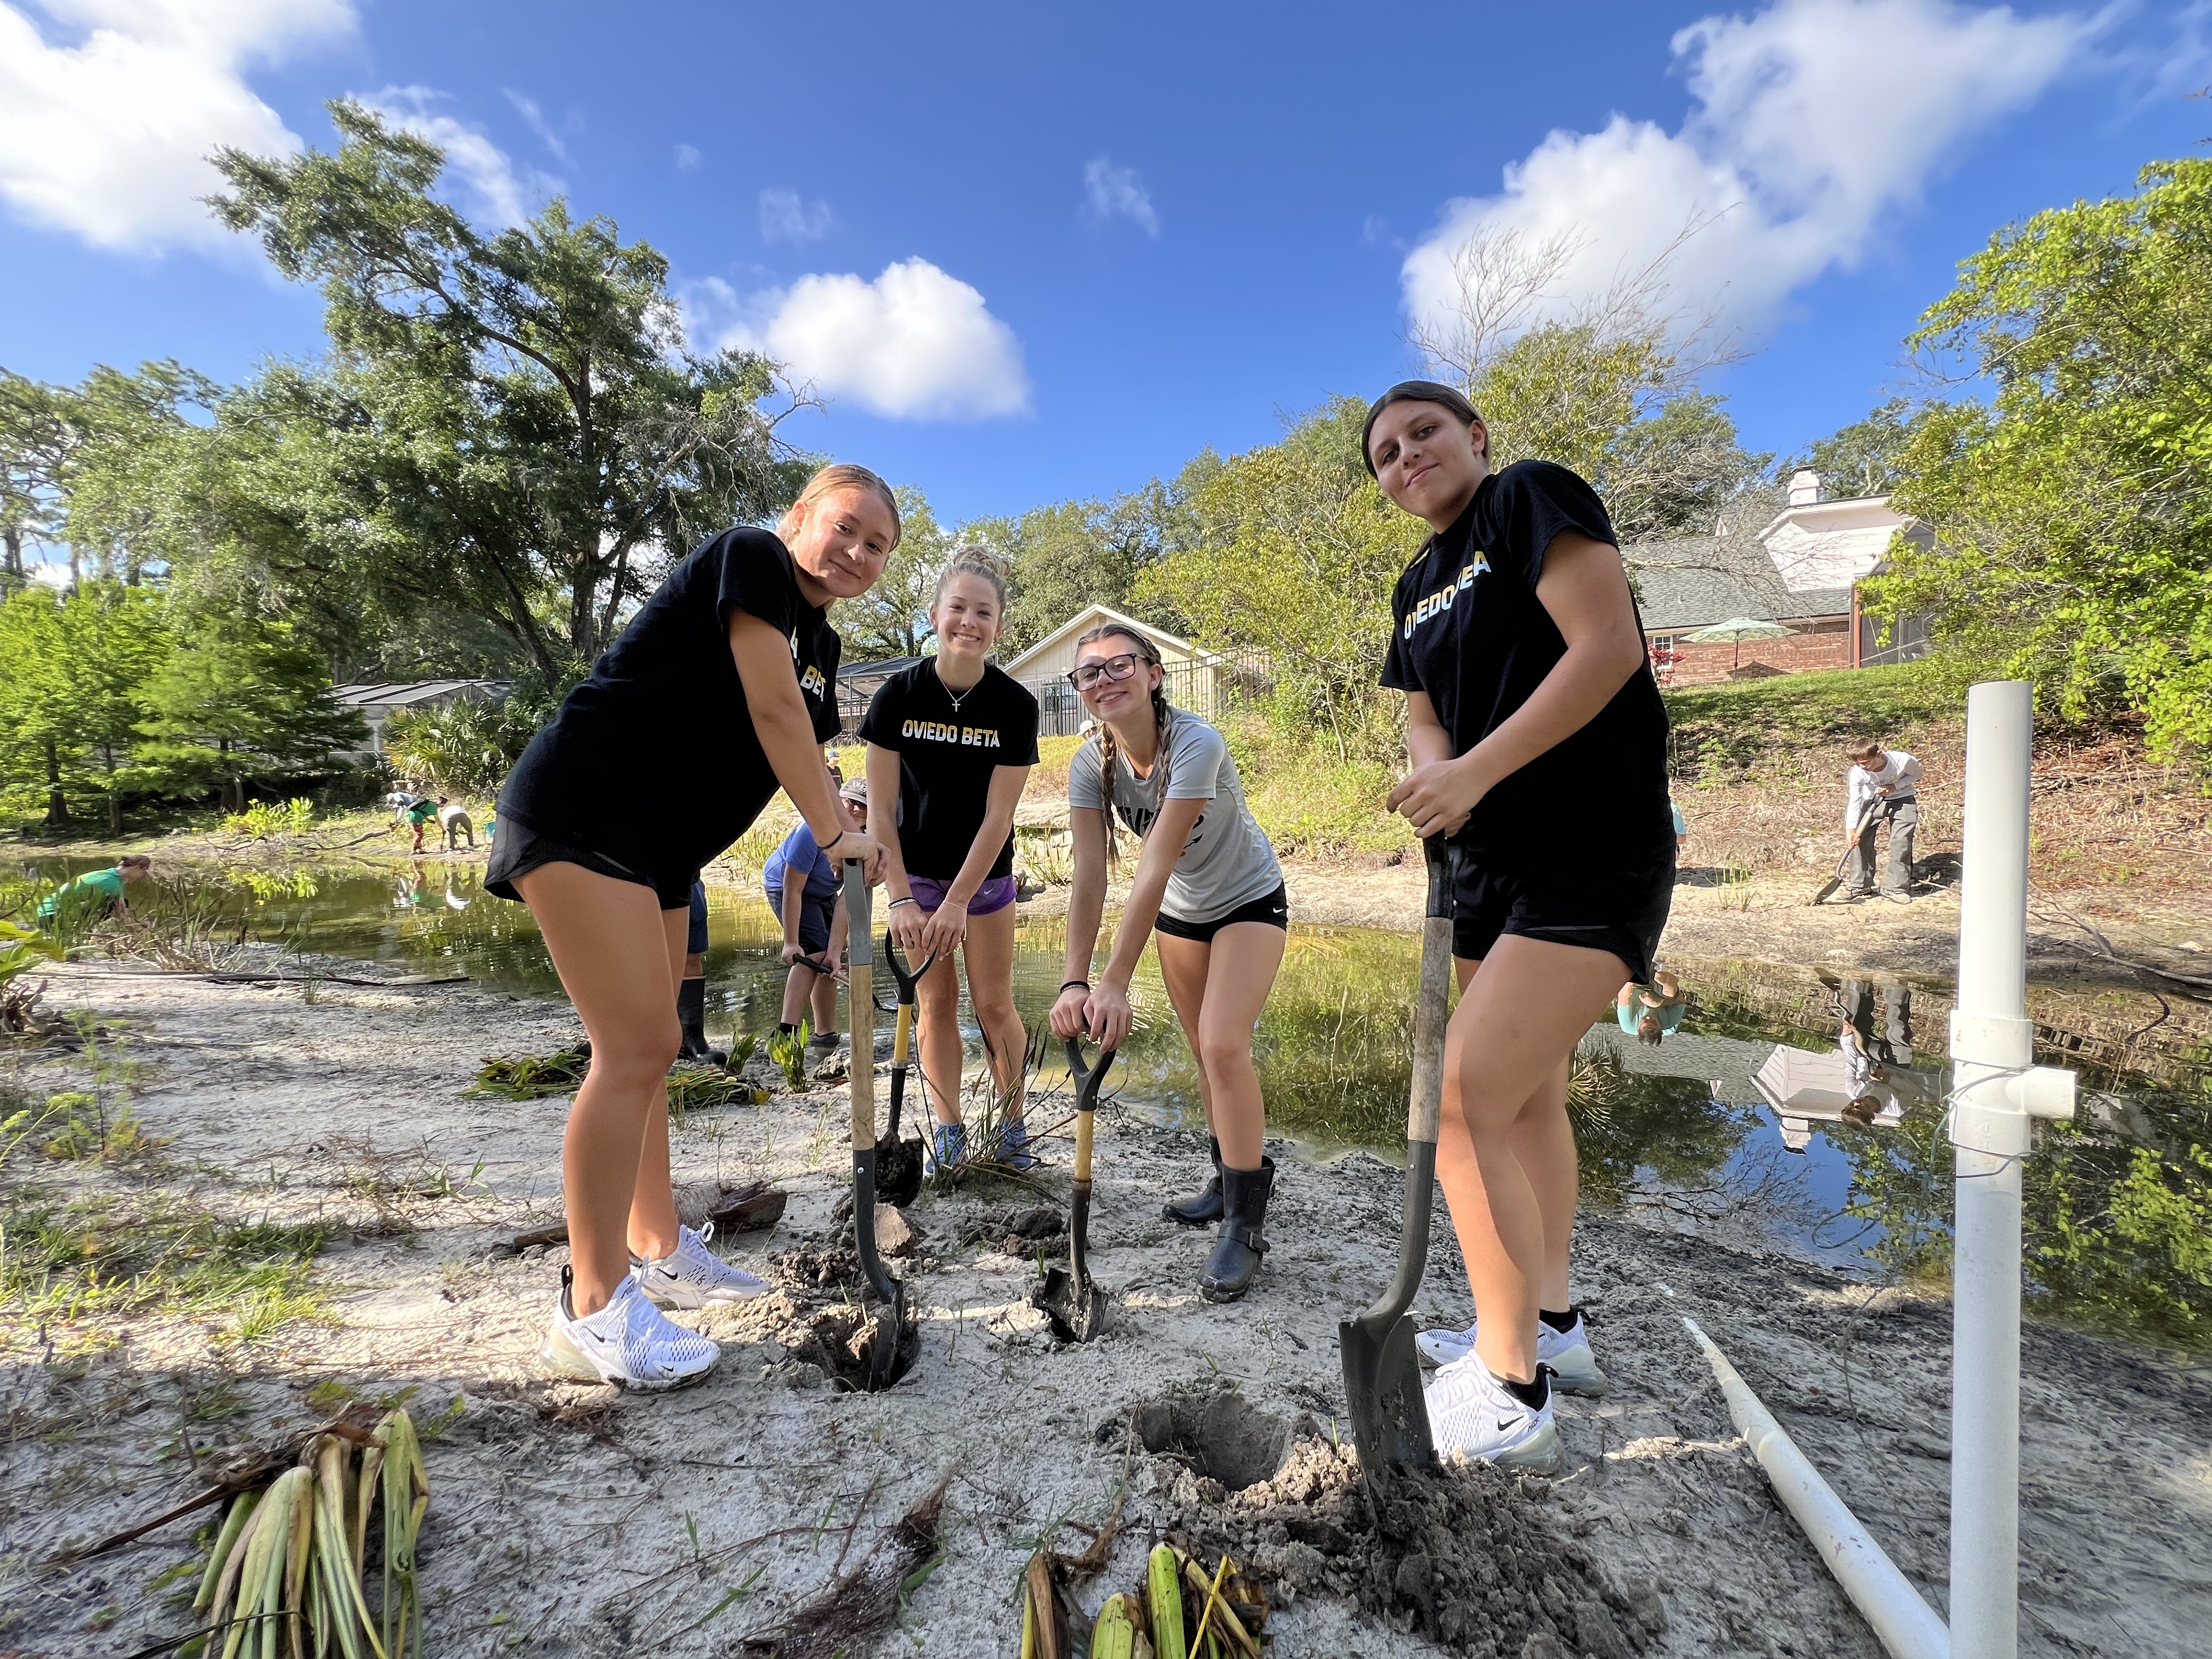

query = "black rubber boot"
[1163, 1137, 1225, 1227]
[1198, 1158, 1273, 1304]
[676, 977, 712, 1062]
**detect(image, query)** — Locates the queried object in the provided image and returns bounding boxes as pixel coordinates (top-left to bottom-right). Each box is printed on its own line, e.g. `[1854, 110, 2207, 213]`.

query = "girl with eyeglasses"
[488, 462, 894, 1391]
[860, 552, 1041, 1172]
[1366, 381, 1673, 1471]
[1048, 624, 1288, 1302]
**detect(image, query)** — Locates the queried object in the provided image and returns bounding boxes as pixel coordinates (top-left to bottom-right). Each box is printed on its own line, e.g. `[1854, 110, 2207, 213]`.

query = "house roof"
[836, 656, 929, 682]
[331, 680, 510, 712]
[1001, 603, 1217, 676]
[1623, 534, 1852, 632]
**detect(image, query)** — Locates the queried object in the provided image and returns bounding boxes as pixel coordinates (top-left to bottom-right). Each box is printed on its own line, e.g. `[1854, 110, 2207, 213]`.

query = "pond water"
[19, 854, 2212, 1350]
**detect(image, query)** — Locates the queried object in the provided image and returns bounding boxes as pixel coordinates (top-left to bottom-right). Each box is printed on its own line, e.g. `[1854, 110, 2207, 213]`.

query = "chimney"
[1787, 469, 1820, 507]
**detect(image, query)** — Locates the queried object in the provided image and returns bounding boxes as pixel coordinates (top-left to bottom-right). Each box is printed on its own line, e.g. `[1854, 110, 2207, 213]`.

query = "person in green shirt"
[405, 795, 439, 854]
[37, 856, 153, 927]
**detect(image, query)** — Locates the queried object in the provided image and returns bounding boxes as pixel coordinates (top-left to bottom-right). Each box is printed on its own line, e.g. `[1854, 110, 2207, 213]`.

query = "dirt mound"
[788, 1304, 920, 1392]
[960, 1203, 1065, 1253]
[770, 1244, 869, 1293]
[1141, 1389, 1662, 1658]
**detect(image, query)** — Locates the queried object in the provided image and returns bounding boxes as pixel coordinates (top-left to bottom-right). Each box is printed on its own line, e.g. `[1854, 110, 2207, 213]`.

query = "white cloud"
[1082, 156, 1158, 236]
[0, 0, 355, 251]
[674, 143, 701, 172]
[759, 187, 832, 242]
[504, 89, 570, 163]
[692, 258, 1029, 421]
[1402, 0, 2094, 345]
[366, 86, 557, 231]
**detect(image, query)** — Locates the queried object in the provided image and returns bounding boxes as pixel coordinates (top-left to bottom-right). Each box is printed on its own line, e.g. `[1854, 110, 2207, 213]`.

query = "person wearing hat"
[763, 770, 870, 1047]
[1365, 380, 1673, 1471]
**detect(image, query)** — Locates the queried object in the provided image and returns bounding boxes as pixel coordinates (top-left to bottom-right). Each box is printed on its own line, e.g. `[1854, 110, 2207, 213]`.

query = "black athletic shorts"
[1155, 883, 1290, 944]
[484, 811, 699, 911]
[1451, 849, 1673, 985]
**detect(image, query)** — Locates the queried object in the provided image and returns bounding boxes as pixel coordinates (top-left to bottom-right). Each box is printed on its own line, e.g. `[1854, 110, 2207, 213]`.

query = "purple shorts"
[909, 873, 1018, 917]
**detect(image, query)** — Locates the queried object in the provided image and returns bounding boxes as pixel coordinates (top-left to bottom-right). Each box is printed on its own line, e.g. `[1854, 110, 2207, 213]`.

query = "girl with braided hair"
[1049, 623, 1288, 1301]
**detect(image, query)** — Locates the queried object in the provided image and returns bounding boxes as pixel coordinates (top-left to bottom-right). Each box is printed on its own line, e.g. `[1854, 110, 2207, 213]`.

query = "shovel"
[1812, 798, 1882, 905]
[843, 859, 907, 1390]
[1033, 1036, 1115, 1343]
[878, 930, 937, 1206]
[1339, 832, 1453, 1482]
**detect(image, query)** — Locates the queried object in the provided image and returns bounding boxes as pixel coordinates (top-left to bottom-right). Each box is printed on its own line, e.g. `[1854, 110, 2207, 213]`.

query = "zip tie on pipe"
[1682, 1317, 1950, 1659]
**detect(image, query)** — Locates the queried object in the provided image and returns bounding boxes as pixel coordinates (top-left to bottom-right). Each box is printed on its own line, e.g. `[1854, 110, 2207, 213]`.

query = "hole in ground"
[1128, 1387, 1295, 1493]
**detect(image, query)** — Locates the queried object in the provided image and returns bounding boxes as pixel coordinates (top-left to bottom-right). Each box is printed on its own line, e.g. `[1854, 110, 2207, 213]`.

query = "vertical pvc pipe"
[1950, 681, 2034, 1659]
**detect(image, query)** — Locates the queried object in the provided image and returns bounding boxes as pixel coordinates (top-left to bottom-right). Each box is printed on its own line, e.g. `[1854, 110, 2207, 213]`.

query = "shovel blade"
[1032, 1265, 1107, 1344]
[864, 1293, 907, 1390]
[1339, 1311, 1432, 1477]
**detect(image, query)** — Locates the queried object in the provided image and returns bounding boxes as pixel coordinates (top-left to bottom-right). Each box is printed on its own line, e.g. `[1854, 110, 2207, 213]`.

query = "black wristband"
[888, 897, 917, 910]
[1059, 979, 1091, 995]
[821, 828, 845, 853]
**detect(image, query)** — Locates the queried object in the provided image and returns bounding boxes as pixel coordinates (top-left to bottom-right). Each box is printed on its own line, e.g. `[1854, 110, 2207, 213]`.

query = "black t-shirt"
[499, 527, 842, 876]
[859, 661, 1040, 881]
[1380, 460, 1672, 869]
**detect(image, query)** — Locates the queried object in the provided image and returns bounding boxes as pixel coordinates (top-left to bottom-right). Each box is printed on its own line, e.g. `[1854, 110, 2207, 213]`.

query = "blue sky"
[2, 0, 2208, 537]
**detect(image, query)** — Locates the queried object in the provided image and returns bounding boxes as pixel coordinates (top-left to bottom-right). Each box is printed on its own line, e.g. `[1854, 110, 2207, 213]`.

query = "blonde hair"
[933, 544, 1011, 612]
[777, 463, 902, 548]
[1077, 623, 1173, 865]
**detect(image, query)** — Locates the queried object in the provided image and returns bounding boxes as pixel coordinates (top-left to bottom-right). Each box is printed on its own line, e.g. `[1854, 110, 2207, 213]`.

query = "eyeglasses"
[1067, 653, 1144, 690]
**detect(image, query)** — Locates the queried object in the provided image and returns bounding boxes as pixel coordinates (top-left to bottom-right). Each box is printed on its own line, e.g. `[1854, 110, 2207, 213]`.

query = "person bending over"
[862, 551, 1040, 1173]
[1050, 625, 1288, 1303]
[488, 462, 894, 1390]
[764, 776, 867, 1049]
[38, 855, 152, 932]
[1843, 740, 1921, 904]
[1369, 380, 1674, 1470]
[405, 794, 438, 854]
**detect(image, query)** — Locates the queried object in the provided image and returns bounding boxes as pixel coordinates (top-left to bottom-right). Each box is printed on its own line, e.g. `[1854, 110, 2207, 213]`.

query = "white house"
[332, 680, 510, 757]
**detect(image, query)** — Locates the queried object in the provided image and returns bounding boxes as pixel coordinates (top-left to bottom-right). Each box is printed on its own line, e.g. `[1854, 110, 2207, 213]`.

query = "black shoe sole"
[1163, 1204, 1223, 1228]
[1198, 1277, 1255, 1304]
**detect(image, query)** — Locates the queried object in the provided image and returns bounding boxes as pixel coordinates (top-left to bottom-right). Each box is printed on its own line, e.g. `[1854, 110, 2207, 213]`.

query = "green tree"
[1138, 399, 1424, 761]
[1870, 158, 2212, 758]
[0, 370, 74, 591]
[208, 100, 812, 680]
[970, 473, 1202, 657]
[134, 614, 365, 814]
[1782, 397, 1931, 500]
[0, 582, 169, 830]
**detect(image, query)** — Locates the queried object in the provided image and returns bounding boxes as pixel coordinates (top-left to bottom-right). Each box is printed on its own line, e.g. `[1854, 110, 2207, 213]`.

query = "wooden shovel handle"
[1406, 835, 1454, 1149]
[845, 861, 875, 1152]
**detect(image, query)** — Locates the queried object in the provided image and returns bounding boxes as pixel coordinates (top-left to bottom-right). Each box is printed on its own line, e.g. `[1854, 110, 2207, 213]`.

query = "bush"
[222, 797, 315, 839]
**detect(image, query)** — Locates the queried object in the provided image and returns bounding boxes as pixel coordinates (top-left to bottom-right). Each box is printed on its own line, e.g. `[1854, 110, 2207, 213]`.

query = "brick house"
[1628, 471, 1932, 687]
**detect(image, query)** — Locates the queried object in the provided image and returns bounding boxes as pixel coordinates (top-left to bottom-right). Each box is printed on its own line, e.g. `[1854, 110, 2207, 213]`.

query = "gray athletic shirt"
[1068, 709, 1283, 923]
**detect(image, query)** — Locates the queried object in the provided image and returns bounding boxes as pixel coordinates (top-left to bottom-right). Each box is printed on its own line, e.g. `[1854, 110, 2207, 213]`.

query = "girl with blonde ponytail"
[1050, 623, 1288, 1302]
[489, 462, 897, 1390]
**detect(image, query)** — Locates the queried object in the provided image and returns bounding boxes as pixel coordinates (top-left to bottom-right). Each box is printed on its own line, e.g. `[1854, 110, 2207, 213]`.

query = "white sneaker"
[1424, 1355, 1562, 1472]
[541, 1269, 720, 1390]
[1415, 1312, 1610, 1394]
[634, 1223, 770, 1309]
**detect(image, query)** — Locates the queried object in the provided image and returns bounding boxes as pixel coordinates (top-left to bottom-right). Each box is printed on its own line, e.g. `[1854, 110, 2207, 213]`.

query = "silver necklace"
[937, 664, 980, 714]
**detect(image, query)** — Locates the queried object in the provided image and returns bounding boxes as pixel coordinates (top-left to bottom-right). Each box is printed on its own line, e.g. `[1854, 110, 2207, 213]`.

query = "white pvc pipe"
[1683, 1317, 1949, 1659]
[1949, 681, 2033, 1659]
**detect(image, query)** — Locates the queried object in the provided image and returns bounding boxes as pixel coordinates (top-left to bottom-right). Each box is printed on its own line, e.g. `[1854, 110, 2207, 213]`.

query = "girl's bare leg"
[1154, 933, 1217, 1138]
[1436, 936, 1622, 1381]
[1156, 922, 1285, 1170]
[960, 904, 1026, 1118]
[916, 947, 966, 1125]
[512, 863, 687, 1316]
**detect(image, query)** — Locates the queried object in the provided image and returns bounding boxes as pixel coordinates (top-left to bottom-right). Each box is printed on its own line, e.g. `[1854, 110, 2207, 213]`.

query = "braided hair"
[1076, 624, 1174, 865]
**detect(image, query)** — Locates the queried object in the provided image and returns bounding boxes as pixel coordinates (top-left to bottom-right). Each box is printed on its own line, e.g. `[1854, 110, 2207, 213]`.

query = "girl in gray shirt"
[1051, 622, 1288, 1303]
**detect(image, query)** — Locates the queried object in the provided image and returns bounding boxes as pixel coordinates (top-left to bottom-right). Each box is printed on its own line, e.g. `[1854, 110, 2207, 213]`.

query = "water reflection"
[16, 853, 2212, 1346]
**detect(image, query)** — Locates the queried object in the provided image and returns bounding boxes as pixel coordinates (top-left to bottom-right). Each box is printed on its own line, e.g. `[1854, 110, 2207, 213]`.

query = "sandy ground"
[3, 960, 2208, 1657]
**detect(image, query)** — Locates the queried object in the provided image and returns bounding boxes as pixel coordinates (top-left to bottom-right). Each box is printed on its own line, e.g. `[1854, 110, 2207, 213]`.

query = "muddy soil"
[2, 964, 2207, 1656]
